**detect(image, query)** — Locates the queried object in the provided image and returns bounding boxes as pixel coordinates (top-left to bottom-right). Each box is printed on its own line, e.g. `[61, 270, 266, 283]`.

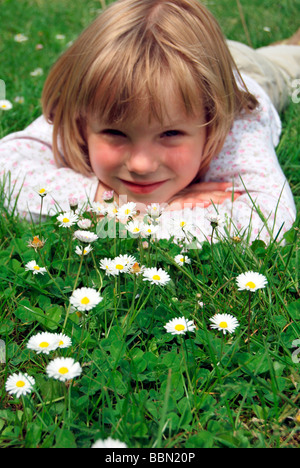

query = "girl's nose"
[125, 146, 159, 175]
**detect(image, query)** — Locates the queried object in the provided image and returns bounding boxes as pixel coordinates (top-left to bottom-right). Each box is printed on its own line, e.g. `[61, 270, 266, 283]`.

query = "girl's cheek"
[90, 143, 124, 170]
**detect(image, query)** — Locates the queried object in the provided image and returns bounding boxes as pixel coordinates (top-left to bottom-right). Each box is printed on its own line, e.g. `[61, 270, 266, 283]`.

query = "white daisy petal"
[5, 372, 35, 398]
[27, 332, 60, 354]
[75, 245, 93, 256]
[70, 287, 103, 311]
[164, 316, 196, 335]
[209, 313, 239, 335]
[174, 254, 191, 265]
[91, 437, 128, 448]
[46, 357, 82, 382]
[0, 99, 13, 111]
[57, 211, 79, 228]
[236, 271, 268, 292]
[73, 230, 98, 243]
[143, 267, 171, 286]
[25, 260, 47, 275]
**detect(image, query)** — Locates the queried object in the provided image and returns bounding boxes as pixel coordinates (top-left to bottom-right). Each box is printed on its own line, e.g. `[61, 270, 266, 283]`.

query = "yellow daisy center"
[16, 380, 25, 388]
[63, 217, 70, 223]
[180, 221, 186, 227]
[39, 188, 46, 194]
[245, 281, 256, 289]
[133, 227, 140, 232]
[58, 367, 69, 375]
[125, 209, 131, 215]
[83, 249, 88, 254]
[58, 340, 64, 346]
[115, 264, 124, 270]
[39, 341, 50, 348]
[175, 324, 185, 331]
[153, 274, 161, 281]
[219, 321, 228, 329]
[33, 265, 40, 270]
[81, 296, 90, 304]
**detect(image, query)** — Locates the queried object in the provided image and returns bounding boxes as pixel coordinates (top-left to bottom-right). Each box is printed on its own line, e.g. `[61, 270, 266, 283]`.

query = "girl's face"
[86, 94, 206, 205]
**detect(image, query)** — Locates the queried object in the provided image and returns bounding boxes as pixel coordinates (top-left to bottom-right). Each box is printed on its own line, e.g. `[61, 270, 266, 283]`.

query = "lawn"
[0, 0, 299, 449]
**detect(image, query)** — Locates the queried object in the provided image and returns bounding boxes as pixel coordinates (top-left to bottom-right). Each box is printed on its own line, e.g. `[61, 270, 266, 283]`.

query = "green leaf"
[54, 428, 77, 448]
[185, 431, 214, 448]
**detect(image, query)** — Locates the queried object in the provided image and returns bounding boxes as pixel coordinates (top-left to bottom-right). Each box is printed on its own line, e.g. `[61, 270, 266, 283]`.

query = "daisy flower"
[117, 202, 137, 220]
[27, 332, 60, 354]
[164, 317, 196, 335]
[73, 230, 98, 243]
[57, 211, 79, 228]
[5, 373, 35, 399]
[209, 313, 239, 335]
[91, 437, 128, 448]
[102, 190, 114, 203]
[75, 244, 93, 256]
[0, 100, 13, 111]
[77, 218, 92, 229]
[70, 287, 103, 312]
[14, 96, 25, 104]
[33, 184, 51, 197]
[30, 67, 43, 77]
[89, 201, 107, 215]
[14, 33, 28, 42]
[27, 235, 46, 251]
[68, 197, 78, 209]
[174, 254, 191, 265]
[46, 357, 82, 382]
[105, 202, 119, 218]
[142, 267, 171, 286]
[205, 213, 225, 229]
[130, 262, 145, 275]
[110, 254, 136, 274]
[25, 260, 47, 275]
[140, 222, 159, 237]
[146, 203, 164, 219]
[125, 220, 143, 237]
[236, 271, 268, 292]
[54, 333, 72, 349]
[99, 257, 116, 276]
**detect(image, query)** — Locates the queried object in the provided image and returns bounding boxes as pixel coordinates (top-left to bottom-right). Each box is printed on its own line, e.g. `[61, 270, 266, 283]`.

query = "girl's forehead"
[90, 74, 203, 128]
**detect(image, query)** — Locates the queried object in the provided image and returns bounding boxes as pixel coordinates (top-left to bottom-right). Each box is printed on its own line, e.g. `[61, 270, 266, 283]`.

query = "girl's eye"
[102, 129, 126, 138]
[161, 130, 182, 138]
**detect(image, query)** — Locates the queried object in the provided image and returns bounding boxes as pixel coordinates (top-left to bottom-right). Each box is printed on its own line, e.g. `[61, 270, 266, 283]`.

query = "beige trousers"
[228, 40, 300, 112]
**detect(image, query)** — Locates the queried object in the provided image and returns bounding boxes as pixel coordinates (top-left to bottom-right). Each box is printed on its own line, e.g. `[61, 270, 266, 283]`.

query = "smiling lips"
[120, 179, 167, 194]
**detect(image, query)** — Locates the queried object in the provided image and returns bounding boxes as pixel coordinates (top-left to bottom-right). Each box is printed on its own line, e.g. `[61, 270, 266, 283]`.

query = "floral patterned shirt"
[0, 74, 296, 244]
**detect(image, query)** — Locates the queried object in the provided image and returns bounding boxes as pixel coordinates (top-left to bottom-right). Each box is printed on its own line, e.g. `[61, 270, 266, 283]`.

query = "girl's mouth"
[120, 179, 167, 194]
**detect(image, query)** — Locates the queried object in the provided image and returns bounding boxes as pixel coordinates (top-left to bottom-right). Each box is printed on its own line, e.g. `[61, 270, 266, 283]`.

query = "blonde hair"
[42, 0, 258, 178]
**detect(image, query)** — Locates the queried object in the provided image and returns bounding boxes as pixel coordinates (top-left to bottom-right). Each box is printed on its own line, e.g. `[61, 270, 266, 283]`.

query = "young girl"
[0, 0, 299, 244]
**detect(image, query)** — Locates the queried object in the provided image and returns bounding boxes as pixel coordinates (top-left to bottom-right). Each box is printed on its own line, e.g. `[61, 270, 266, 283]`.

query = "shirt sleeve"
[201, 73, 296, 244]
[0, 115, 98, 221]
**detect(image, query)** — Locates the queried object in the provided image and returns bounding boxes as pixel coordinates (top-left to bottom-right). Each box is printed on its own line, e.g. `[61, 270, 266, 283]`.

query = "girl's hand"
[166, 182, 242, 210]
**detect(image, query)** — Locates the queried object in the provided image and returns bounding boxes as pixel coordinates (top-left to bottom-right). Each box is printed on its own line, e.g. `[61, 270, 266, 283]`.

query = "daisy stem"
[247, 290, 251, 352]
[180, 336, 193, 394]
[39, 195, 44, 237]
[62, 251, 85, 332]
[37, 249, 66, 298]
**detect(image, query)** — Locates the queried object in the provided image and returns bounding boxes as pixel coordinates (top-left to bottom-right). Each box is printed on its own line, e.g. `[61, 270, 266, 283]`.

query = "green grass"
[0, 0, 299, 449]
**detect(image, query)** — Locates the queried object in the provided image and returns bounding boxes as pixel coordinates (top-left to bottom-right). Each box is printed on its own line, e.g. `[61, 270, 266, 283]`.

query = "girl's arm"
[0, 116, 99, 221]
